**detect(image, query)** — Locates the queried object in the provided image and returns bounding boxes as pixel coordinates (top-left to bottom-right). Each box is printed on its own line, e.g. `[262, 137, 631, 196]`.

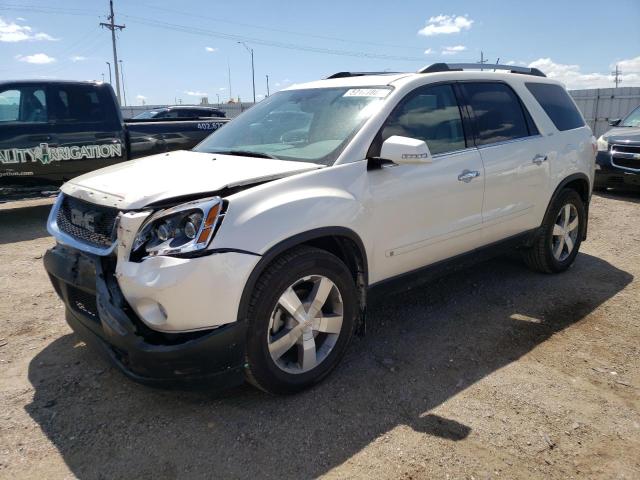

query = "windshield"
[133, 110, 161, 119]
[194, 87, 391, 164]
[621, 106, 640, 127]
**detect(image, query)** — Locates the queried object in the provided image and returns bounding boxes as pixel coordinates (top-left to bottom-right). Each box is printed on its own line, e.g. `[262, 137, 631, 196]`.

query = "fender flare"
[236, 226, 369, 322]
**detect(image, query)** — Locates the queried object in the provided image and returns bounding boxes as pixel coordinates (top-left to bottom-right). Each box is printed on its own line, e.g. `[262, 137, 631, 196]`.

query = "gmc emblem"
[70, 208, 101, 232]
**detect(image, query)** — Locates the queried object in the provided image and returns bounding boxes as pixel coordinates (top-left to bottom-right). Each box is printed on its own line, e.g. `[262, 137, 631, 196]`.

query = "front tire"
[244, 246, 358, 394]
[523, 189, 586, 273]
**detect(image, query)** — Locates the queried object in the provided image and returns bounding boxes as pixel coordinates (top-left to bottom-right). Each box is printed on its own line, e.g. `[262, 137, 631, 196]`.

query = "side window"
[0, 87, 47, 123]
[462, 82, 530, 146]
[525, 82, 585, 131]
[379, 84, 465, 155]
[50, 85, 106, 123]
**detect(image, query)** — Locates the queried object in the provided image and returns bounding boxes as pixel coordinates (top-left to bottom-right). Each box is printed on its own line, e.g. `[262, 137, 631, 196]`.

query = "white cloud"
[184, 90, 207, 96]
[441, 45, 466, 55]
[418, 15, 473, 37]
[205, 46, 217, 52]
[528, 57, 640, 89]
[423, 48, 433, 55]
[15, 53, 56, 64]
[218, 87, 226, 91]
[136, 94, 147, 104]
[0, 17, 57, 42]
[70, 55, 86, 62]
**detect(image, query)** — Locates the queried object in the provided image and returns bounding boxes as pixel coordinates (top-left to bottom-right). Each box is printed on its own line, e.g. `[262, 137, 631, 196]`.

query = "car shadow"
[25, 252, 632, 479]
[0, 203, 51, 245]
[595, 189, 640, 203]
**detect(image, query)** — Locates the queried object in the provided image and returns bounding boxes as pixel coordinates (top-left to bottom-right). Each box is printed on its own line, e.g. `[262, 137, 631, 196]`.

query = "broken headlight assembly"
[131, 197, 223, 260]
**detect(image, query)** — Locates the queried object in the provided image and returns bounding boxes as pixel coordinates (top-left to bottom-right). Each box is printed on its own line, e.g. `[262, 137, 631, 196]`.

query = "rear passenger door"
[49, 83, 127, 180]
[367, 83, 485, 282]
[460, 82, 548, 244]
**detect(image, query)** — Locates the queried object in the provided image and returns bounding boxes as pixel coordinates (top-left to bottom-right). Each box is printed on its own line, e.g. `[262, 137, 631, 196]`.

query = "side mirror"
[608, 118, 621, 127]
[380, 135, 433, 165]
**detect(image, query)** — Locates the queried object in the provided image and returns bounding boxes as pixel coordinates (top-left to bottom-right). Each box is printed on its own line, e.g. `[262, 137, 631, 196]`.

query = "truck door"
[47, 83, 126, 181]
[0, 84, 58, 191]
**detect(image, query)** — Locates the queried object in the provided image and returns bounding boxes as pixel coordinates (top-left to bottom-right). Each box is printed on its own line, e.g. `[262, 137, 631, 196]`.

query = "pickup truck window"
[50, 84, 107, 123]
[0, 87, 47, 123]
[195, 87, 391, 165]
[378, 84, 465, 155]
[461, 82, 530, 146]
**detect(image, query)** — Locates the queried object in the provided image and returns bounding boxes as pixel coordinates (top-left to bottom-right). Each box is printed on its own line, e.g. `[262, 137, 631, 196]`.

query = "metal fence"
[569, 87, 640, 137]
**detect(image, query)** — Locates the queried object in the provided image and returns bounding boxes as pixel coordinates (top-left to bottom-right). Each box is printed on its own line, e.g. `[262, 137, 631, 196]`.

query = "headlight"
[596, 135, 609, 152]
[132, 197, 223, 259]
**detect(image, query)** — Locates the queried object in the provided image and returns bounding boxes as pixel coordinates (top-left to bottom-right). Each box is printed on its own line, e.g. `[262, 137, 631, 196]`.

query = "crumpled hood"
[603, 126, 640, 145]
[61, 150, 322, 209]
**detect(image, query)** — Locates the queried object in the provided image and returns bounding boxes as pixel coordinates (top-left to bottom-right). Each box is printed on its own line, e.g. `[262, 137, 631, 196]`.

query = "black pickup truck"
[0, 80, 229, 201]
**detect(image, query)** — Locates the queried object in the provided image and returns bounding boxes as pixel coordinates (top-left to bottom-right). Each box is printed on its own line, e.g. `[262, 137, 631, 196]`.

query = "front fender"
[211, 161, 370, 257]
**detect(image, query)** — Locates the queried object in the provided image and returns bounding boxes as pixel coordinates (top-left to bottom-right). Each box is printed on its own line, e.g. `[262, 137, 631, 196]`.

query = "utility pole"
[216, 93, 220, 105]
[237, 42, 256, 103]
[611, 64, 623, 88]
[477, 51, 488, 71]
[266, 74, 270, 97]
[119, 59, 127, 106]
[101, 73, 105, 82]
[100, 0, 125, 105]
[106, 61, 112, 84]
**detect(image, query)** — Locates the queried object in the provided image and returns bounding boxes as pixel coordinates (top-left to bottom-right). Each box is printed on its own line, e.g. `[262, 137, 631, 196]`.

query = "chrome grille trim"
[47, 194, 119, 256]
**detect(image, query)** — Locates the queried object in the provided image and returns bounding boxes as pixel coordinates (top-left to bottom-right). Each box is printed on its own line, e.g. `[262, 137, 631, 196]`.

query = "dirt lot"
[0, 192, 638, 480]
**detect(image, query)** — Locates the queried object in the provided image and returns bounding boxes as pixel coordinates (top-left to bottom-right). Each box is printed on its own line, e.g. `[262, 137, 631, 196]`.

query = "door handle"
[532, 154, 548, 165]
[458, 169, 480, 183]
[28, 135, 52, 142]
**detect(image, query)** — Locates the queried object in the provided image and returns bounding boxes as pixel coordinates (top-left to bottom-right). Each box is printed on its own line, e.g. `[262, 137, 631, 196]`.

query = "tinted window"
[620, 105, 640, 127]
[462, 82, 529, 145]
[526, 82, 585, 131]
[380, 84, 465, 155]
[51, 85, 107, 122]
[0, 87, 47, 123]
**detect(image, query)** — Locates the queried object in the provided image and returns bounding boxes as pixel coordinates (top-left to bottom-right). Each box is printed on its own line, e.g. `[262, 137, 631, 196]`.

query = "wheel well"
[563, 177, 590, 204]
[237, 230, 369, 329]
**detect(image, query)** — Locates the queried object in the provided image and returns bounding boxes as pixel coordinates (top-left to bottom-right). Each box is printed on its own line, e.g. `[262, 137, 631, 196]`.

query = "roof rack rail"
[325, 71, 400, 79]
[418, 63, 546, 77]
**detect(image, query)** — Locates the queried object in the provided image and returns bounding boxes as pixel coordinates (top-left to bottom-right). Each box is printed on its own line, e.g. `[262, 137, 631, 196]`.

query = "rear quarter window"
[525, 83, 585, 131]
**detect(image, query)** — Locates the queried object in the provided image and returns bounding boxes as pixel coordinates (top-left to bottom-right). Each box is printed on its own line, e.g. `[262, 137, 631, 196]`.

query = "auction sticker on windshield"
[343, 88, 390, 98]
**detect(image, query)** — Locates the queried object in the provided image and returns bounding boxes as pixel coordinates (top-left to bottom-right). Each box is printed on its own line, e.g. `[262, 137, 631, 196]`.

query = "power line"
[0, 3, 427, 62]
[121, 14, 426, 62]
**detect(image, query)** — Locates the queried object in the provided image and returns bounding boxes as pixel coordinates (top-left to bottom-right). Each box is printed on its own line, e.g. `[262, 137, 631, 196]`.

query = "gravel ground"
[0, 192, 638, 480]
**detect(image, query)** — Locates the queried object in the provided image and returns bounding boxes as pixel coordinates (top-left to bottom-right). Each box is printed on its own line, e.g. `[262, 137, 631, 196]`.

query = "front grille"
[67, 286, 99, 321]
[56, 195, 119, 248]
[612, 158, 640, 170]
[612, 144, 640, 155]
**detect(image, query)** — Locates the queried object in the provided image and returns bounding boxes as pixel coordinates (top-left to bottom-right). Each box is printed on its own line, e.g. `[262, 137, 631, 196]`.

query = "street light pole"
[238, 41, 256, 104]
[106, 61, 112, 84]
[266, 74, 270, 97]
[118, 59, 127, 106]
[216, 93, 220, 105]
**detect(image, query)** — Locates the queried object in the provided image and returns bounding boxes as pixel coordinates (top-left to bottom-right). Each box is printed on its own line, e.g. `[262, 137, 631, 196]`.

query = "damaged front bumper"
[43, 245, 247, 388]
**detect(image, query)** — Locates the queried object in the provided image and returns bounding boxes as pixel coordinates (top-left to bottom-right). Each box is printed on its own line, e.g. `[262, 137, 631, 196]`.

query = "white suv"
[44, 63, 596, 394]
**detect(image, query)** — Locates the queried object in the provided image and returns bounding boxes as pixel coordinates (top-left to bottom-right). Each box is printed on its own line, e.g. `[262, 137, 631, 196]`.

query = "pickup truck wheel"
[244, 246, 357, 394]
[523, 189, 586, 273]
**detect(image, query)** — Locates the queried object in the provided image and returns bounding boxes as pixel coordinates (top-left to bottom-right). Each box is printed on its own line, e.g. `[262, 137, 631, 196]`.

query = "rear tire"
[523, 189, 586, 273]
[244, 246, 358, 394]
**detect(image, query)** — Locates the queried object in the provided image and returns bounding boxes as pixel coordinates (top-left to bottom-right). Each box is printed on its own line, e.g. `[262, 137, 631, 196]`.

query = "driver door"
[366, 83, 485, 283]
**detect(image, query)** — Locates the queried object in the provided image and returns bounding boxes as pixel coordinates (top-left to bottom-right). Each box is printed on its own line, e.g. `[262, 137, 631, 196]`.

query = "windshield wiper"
[210, 150, 278, 159]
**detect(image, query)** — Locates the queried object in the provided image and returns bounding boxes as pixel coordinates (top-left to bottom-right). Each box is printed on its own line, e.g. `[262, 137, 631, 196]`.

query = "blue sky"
[0, 0, 639, 105]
